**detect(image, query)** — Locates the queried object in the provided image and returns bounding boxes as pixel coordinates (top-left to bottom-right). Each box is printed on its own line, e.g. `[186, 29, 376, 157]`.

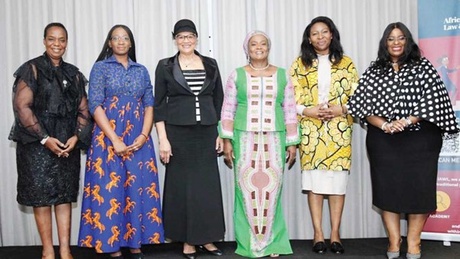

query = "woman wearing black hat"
[154, 19, 225, 259]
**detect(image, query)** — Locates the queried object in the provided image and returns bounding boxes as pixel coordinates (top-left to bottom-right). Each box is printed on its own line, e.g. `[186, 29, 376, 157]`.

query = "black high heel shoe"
[330, 242, 345, 254]
[129, 252, 145, 259]
[312, 241, 327, 254]
[182, 252, 197, 259]
[198, 245, 223, 256]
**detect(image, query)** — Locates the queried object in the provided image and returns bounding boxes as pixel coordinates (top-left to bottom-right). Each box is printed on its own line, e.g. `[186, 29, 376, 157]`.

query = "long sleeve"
[219, 70, 238, 139]
[88, 62, 106, 115]
[282, 74, 300, 145]
[154, 60, 168, 123]
[142, 68, 155, 108]
[74, 74, 93, 148]
[213, 61, 224, 121]
[12, 79, 48, 140]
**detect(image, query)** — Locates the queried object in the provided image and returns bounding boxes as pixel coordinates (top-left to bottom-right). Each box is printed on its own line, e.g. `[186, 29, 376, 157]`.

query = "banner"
[418, 0, 460, 243]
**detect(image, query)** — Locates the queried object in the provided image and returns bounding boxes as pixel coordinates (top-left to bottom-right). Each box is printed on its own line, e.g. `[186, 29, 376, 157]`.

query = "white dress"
[296, 55, 349, 195]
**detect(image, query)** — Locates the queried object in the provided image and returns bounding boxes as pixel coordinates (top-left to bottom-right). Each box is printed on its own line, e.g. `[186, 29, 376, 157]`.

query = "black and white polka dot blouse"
[348, 57, 459, 134]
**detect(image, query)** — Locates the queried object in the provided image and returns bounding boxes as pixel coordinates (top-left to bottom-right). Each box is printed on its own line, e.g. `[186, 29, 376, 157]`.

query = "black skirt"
[162, 123, 225, 244]
[16, 141, 80, 207]
[366, 121, 442, 214]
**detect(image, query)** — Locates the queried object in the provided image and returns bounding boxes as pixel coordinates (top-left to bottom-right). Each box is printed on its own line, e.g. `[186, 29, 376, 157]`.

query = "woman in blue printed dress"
[78, 25, 164, 259]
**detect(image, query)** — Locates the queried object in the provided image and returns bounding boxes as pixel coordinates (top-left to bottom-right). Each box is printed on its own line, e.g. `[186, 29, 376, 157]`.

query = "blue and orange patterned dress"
[78, 56, 164, 253]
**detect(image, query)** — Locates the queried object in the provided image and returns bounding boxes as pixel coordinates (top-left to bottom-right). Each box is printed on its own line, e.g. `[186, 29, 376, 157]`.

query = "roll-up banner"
[418, 0, 460, 245]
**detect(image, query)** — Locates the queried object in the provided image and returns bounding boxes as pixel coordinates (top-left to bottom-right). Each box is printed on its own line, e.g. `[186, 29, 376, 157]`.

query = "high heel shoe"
[182, 252, 197, 259]
[312, 241, 327, 254]
[386, 238, 402, 259]
[386, 250, 400, 259]
[110, 251, 124, 259]
[406, 252, 421, 259]
[129, 252, 144, 259]
[330, 242, 344, 254]
[198, 245, 223, 256]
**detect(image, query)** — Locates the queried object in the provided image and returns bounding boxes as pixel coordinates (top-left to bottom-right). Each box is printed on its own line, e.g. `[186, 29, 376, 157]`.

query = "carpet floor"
[0, 238, 459, 258]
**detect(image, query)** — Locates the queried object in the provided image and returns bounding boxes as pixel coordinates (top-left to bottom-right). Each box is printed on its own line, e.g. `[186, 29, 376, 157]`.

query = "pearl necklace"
[249, 62, 270, 71]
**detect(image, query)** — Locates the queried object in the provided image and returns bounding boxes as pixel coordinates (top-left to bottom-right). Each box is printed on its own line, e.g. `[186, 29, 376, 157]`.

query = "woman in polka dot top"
[347, 22, 459, 259]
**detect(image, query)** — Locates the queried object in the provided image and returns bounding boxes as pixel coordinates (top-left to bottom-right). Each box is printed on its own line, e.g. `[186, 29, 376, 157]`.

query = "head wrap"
[172, 19, 198, 39]
[243, 30, 271, 61]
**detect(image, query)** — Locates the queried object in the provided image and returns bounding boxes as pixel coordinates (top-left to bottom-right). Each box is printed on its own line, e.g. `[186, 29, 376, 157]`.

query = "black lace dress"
[9, 53, 92, 207]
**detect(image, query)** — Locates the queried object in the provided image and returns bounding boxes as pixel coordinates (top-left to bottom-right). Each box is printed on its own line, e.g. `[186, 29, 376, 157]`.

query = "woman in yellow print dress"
[78, 25, 163, 259]
[290, 16, 358, 255]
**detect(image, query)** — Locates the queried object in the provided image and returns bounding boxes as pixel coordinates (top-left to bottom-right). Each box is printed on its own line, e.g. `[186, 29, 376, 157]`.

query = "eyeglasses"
[111, 36, 130, 42]
[175, 34, 197, 41]
[387, 36, 406, 42]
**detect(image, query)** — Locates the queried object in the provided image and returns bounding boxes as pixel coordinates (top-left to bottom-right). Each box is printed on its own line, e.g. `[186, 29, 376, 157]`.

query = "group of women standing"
[9, 16, 459, 259]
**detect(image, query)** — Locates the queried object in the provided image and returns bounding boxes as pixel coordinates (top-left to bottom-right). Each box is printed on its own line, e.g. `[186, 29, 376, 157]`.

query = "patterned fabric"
[220, 67, 298, 257]
[348, 57, 459, 135]
[87, 56, 154, 114]
[290, 56, 359, 171]
[232, 131, 292, 258]
[183, 69, 205, 121]
[78, 56, 164, 253]
[220, 67, 299, 145]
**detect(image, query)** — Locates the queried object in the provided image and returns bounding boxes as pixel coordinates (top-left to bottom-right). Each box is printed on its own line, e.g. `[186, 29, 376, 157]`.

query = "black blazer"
[154, 51, 223, 126]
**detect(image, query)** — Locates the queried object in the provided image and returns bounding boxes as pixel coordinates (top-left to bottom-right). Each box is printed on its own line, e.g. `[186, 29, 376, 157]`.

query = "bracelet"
[405, 117, 412, 127]
[140, 133, 148, 139]
[381, 122, 389, 131]
[40, 135, 50, 145]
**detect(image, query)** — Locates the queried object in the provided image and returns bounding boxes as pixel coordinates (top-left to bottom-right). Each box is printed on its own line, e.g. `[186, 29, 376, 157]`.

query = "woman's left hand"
[285, 145, 297, 170]
[388, 119, 406, 133]
[215, 136, 224, 155]
[127, 134, 148, 152]
[59, 135, 78, 157]
[319, 103, 342, 121]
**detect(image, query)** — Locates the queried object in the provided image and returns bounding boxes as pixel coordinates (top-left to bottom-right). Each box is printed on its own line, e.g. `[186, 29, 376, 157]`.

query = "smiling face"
[386, 28, 406, 62]
[309, 22, 332, 55]
[108, 27, 131, 57]
[175, 32, 197, 55]
[248, 34, 270, 63]
[43, 26, 67, 64]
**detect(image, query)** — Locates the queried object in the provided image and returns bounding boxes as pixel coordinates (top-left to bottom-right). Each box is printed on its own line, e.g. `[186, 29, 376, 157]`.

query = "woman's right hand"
[112, 138, 128, 156]
[159, 138, 172, 164]
[223, 139, 234, 169]
[305, 103, 329, 120]
[44, 137, 69, 157]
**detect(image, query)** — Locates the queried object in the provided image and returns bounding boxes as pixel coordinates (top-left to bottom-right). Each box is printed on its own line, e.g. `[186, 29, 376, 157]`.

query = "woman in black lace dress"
[9, 22, 92, 259]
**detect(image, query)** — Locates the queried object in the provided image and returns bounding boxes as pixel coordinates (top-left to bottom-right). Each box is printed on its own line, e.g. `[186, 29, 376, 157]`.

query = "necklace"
[249, 62, 270, 71]
[180, 55, 196, 67]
